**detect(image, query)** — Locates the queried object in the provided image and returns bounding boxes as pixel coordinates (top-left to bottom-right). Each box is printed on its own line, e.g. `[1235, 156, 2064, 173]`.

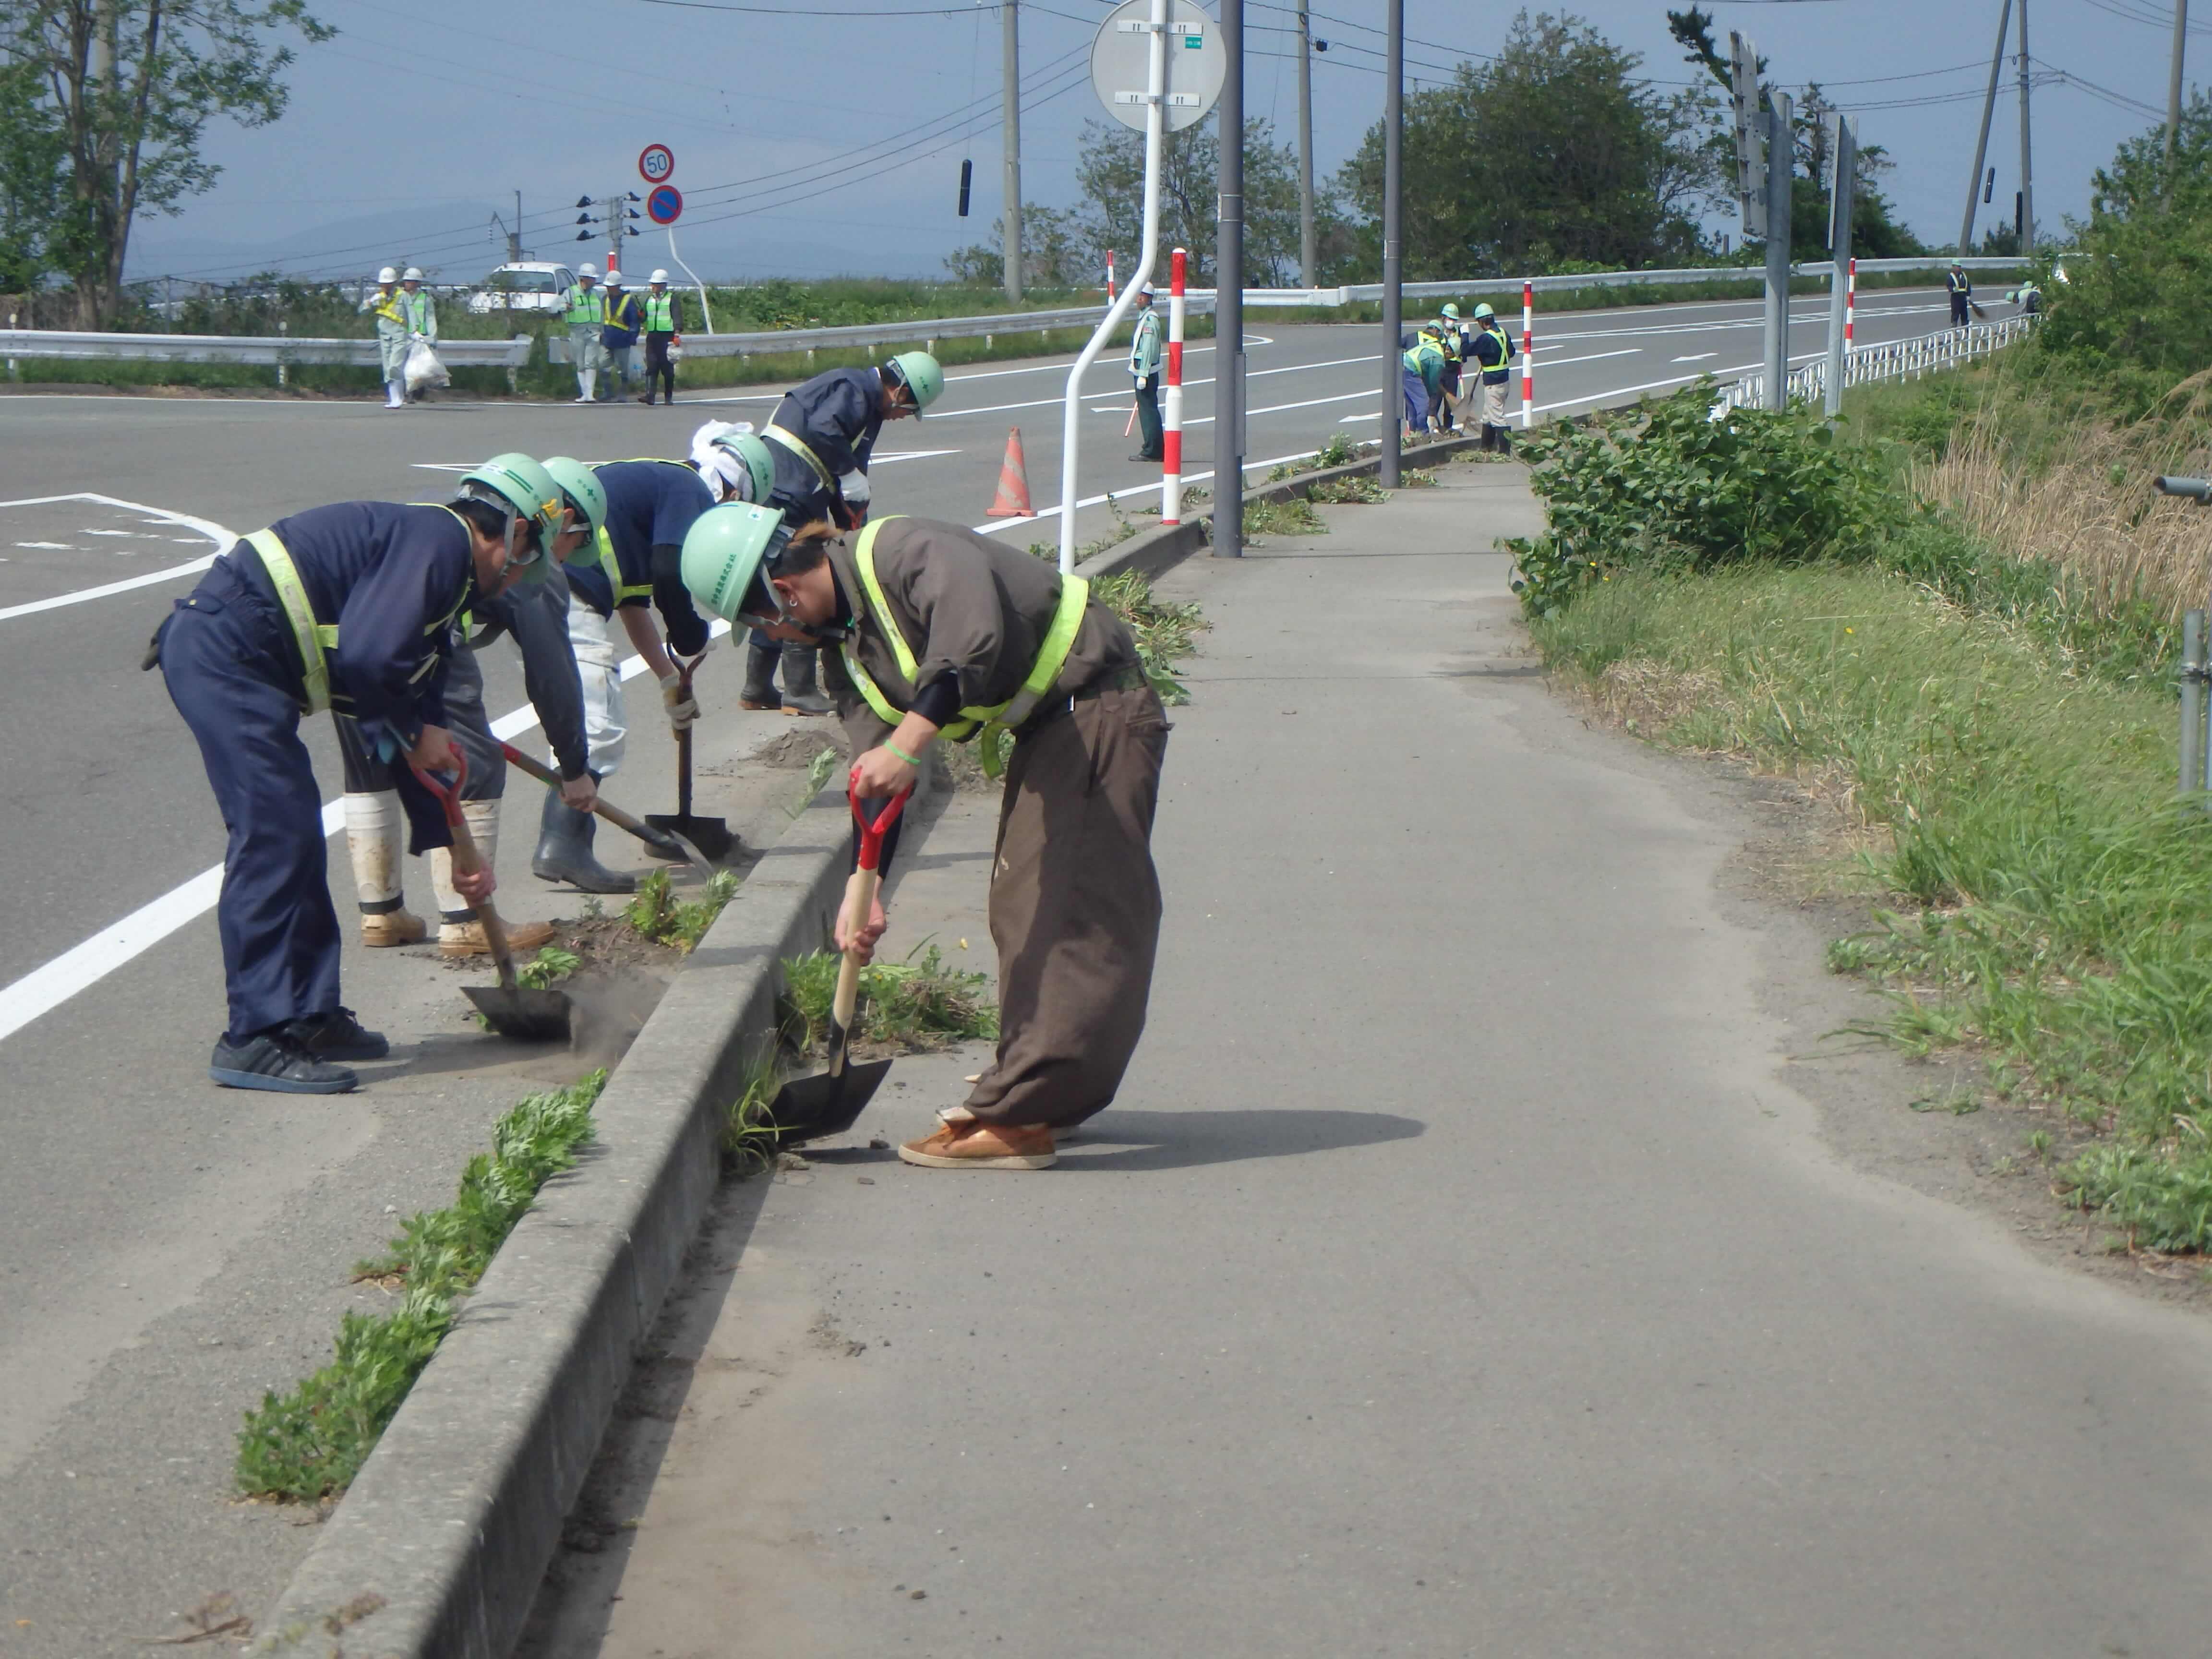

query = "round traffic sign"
[638, 144, 675, 184]
[1090, 0, 1224, 135]
[646, 184, 683, 226]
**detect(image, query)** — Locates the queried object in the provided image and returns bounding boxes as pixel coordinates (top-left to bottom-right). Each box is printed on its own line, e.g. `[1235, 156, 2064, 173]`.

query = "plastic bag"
[668, 340, 685, 363]
[404, 338, 450, 394]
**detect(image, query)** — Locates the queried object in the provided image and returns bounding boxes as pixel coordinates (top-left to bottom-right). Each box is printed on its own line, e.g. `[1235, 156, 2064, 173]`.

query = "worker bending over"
[639, 271, 683, 406]
[682, 506, 1168, 1170]
[1467, 302, 1516, 454]
[1402, 325, 1446, 438]
[151, 458, 582, 1094]
[1434, 303, 1465, 433]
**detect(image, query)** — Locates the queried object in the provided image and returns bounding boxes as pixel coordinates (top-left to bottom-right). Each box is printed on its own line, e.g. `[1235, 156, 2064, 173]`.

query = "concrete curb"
[252, 788, 859, 1659]
[251, 433, 1484, 1658]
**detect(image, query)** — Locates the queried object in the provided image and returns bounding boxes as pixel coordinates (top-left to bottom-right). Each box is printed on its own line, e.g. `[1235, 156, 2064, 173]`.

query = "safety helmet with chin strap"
[1441, 303, 1461, 320]
[681, 502, 796, 624]
[884, 350, 944, 415]
[377, 265, 398, 284]
[456, 453, 566, 585]
[1472, 302, 1496, 320]
[706, 432, 776, 505]
[538, 456, 606, 567]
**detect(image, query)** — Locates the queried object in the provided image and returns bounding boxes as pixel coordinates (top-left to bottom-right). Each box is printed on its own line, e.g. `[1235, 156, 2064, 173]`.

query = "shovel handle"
[411, 756, 518, 992]
[848, 784, 911, 873]
[499, 740, 666, 845]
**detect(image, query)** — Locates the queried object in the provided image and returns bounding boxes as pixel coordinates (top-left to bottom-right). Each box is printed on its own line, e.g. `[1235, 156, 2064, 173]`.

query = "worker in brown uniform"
[680, 504, 1168, 1169]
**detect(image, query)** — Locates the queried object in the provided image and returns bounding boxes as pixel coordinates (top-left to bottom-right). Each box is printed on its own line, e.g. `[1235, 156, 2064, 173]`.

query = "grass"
[1243, 496, 1327, 539]
[1306, 473, 1389, 505]
[1092, 567, 1209, 707]
[721, 1043, 783, 1172]
[625, 868, 739, 952]
[234, 1071, 606, 1501]
[781, 941, 998, 1052]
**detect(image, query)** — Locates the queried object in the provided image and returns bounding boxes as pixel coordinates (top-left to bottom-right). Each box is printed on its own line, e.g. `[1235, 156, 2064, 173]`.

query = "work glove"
[660, 673, 699, 731]
[838, 470, 872, 508]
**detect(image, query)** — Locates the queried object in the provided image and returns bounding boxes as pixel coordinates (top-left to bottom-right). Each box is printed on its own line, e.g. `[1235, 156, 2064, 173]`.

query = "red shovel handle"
[848, 784, 910, 873]
[409, 747, 468, 826]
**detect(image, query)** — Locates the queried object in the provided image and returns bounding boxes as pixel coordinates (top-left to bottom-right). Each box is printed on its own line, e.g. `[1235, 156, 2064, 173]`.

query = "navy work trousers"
[338, 638, 500, 798]
[158, 568, 341, 1045]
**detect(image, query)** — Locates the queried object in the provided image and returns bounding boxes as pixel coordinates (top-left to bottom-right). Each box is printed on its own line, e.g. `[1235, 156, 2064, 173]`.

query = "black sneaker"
[289, 1007, 390, 1062]
[209, 1031, 359, 1094]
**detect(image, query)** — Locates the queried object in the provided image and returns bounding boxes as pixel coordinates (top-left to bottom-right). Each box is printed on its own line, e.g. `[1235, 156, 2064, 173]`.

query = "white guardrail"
[1714, 313, 2038, 415]
[4, 257, 2028, 369]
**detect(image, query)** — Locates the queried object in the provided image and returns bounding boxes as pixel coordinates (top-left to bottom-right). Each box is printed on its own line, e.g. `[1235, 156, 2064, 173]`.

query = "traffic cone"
[986, 427, 1037, 518]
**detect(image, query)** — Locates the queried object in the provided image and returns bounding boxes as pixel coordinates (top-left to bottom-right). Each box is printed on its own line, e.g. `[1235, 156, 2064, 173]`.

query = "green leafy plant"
[721, 1044, 783, 1172]
[626, 868, 740, 952]
[1306, 474, 1388, 505]
[781, 942, 998, 1051]
[1243, 496, 1327, 539]
[235, 1071, 606, 1500]
[516, 946, 580, 990]
[1092, 567, 1209, 706]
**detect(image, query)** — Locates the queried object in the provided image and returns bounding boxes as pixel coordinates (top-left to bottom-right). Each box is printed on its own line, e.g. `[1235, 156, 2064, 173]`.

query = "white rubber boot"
[580, 368, 598, 404]
[384, 378, 405, 409]
[343, 790, 426, 947]
[433, 799, 553, 958]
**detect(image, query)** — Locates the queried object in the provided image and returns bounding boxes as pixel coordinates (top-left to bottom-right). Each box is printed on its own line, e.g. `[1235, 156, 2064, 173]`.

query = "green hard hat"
[458, 452, 565, 584]
[1472, 302, 1496, 320]
[681, 501, 787, 622]
[886, 350, 944, 415]
[1441, 303, 1460, 319]
[712, 431, 777, 506]
[539, 456, 605, 567]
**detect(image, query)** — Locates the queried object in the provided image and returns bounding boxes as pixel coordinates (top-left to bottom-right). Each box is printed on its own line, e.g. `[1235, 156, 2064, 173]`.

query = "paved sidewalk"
[521, 462, 2212, 1659]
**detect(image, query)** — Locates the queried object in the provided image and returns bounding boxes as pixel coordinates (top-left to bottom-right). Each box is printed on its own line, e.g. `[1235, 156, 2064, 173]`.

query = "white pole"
[1059, 0, 1168, 574]
[666, 227, 714, 334]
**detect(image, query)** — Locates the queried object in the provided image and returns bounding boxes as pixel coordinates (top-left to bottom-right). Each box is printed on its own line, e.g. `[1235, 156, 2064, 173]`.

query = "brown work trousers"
[964, 681, 1168, 1129]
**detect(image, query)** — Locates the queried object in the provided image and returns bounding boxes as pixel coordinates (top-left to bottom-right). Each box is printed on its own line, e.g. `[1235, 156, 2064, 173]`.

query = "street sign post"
[646, 185, 683, 226]
[1729, 33, 1765, 240]
[638, 144, 675, 185]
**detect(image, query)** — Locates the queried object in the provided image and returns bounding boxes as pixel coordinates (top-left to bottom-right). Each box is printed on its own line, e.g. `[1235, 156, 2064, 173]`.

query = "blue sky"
[124, 0, 2201, 284]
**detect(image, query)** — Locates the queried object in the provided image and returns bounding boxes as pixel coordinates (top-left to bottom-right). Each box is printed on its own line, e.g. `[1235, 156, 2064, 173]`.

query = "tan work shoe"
[439, 918, 556, 959]
[360, 908, 427, 948]
[940, 1103, 1080, 1144]
[898, 1120, 1057, 1170]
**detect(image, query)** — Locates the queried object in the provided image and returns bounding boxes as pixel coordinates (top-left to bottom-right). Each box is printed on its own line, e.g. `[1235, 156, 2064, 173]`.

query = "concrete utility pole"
[1378, 0, 1403, 486]
[1763, 91, 1792, 412]
[2017, 0, 2035, 251]
[1296, 0, 1316, 287]
[1214, 0, 1245, 559]
[1960, 0, 2013, 254]
[1004, 0, 1024, 303]
[2168, 0, 2190, 173]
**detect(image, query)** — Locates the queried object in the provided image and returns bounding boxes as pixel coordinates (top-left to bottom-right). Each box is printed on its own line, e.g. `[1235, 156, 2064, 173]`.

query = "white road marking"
[0, 494, 230, 623]
[1673, 353, 1719, 362]
[0, 616, 734, 1048]
[15, 541, 73, 550]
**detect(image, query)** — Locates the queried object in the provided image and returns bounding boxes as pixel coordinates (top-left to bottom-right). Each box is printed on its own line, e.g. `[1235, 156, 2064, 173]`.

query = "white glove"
[838, 471, 872, 507]
[659, 673, 699, 731]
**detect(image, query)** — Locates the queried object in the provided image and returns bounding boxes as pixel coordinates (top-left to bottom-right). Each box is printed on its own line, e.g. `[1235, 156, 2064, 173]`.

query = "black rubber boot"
[1494, 425, 1513, 457]
[741, 634, 780, 710]
[779, 644, 833, 716]
[531, 785, 637, 893]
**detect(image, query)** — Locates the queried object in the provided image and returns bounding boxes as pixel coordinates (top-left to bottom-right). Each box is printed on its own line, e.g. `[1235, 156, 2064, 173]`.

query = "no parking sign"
[646, 185, 683, 226]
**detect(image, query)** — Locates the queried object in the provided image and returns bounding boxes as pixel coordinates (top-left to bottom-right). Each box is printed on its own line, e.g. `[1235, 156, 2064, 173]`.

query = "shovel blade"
[464, 986, 574, 1043]
[767, 1058, 893, 1146]
[645, 813, 734, 864]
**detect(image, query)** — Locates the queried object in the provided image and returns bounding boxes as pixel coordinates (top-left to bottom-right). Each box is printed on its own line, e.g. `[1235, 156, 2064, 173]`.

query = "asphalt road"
[521, 464, 2212, 1659]
[0, 287, 1973, 1653]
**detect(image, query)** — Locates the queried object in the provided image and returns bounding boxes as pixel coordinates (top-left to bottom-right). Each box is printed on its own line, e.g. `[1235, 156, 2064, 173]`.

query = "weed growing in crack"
[626, 868, 740, 952]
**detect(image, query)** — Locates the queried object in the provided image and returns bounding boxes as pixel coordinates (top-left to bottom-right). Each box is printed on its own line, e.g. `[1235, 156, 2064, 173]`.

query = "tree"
[1338, 12, 1727, 278]
[945, 203, 1098, 290]
[3, 0, 331, 326]
[0, 52, 67, 294]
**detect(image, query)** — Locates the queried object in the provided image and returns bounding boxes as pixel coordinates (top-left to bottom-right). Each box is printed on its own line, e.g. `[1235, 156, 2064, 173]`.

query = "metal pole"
[1057, 0, 1167, 572]
[2169, 0, 2190, 176]
[1164, 246, 1187, 524]
[2017, 0, 2035, 252]
[1824, 114, 1855, 420]
[1296, 0, 1316, 288]
[1520, 278, 1533, 430]
[1763, 92, 1792, 412]
[2182, 610, 2204, 795]
[1960, 0, 2012, 255]
[666, 226, 714, 333]
[1214, 0, 1244, 559]
[1003, 0, 1024, 304]
[1378, 0, 1403, 485]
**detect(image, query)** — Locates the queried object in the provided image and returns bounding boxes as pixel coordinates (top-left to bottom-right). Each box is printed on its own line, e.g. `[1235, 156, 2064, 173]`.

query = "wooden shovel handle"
[445, 809, 519, 992]
[499, 741, 664, 845]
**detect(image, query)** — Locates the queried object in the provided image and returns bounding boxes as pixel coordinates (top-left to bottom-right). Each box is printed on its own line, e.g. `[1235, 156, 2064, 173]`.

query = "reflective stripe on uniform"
[644, 293, 677, 331]
[762, 422, 833, 492]
[594, 525, 656, 602]
[245, 529, 340, 714]
[837, 516, 1091, 776]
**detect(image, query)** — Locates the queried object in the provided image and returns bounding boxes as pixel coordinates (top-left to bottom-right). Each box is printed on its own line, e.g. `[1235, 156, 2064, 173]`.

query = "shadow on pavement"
[1054, 1107, 1425, 1171]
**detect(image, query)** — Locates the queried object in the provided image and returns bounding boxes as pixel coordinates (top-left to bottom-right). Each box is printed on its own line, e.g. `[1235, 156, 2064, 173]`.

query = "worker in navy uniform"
[1948, 261, 1973, 327]
[731, 351, 945, 715]
[337, 458, 609, 938]
[151, 456, 585, 1094]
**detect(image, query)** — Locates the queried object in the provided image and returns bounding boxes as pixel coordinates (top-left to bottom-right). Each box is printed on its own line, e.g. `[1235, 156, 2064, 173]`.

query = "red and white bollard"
[1844, 256, 1856, 351]
[1520, 279, 1535, 430]
[1163, 247, 1187, 526]
[1106, 250, 1117, 303]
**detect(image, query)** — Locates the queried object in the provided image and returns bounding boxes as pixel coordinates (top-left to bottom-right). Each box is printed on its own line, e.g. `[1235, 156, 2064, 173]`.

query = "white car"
[467, 262, 577, 315]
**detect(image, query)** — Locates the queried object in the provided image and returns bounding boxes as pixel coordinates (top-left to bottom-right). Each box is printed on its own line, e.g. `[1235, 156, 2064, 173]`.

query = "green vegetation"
[1243, 496, 1327, 540]
[516, 946, 580, 990]
[781, 943, 998, 1051]
[720, 1044, 782, 1172]
[235, 1072, 605, 1501]
[1093, 567, 1210, 707]
[1306, 474, 1389, 505]
[625, 868, 739, 953]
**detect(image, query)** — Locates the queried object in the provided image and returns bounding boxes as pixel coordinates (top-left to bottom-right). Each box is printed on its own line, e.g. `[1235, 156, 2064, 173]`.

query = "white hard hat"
[402, 266, 424, 281]
[604, 269, 623, 285]
[1137, 281, 1155, 297]
[577, 262, 598, 278]
[649, 269, 670, 285]
[377, 266, 398, 284]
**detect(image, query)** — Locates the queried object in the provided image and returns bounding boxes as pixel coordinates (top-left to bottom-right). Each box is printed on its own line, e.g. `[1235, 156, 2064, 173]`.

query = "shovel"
[412, 757, 573, 1043]
[768, 786, 912, 1146]
[644, 650, 734, 863]
[497, 741, 714, 879]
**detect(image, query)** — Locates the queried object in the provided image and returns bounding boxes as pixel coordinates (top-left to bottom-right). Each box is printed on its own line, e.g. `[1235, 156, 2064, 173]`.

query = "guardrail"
[1714, 313, 2037, 414]
[3, 257, 2030, 372]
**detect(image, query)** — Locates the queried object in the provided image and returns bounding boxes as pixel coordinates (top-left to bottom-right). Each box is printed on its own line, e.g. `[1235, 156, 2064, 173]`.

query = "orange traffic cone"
[986, 427, 1037, 518]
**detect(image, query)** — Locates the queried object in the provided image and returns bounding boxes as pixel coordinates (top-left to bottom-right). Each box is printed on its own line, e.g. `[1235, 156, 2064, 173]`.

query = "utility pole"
[1296, 0, 1316, 287]
[1378, 0, 1403, 487]
[2017, 0, 2035, 251]
[1214, 0, 1244, 558]
[1960, 0, 2013, 254]
[1003, 0, 1024, 304]
[1763, 90, 1792, 412]
[2168, 0, 2190, 174]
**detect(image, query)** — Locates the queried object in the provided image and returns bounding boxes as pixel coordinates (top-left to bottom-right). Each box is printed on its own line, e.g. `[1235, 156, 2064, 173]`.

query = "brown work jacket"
[817, 516, 1140, 754]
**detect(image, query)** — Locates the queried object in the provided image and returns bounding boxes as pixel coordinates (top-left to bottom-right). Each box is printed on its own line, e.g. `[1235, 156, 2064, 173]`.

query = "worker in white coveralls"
[359, 266, 409, 410]
[566, 264, 607, 403]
